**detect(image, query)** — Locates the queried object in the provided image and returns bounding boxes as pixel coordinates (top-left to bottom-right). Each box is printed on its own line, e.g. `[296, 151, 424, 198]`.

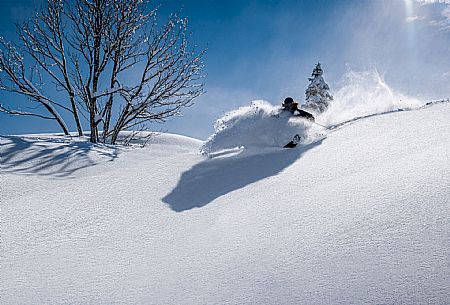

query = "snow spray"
[318, 69, 423, 126]
[201, 101, 322, 154]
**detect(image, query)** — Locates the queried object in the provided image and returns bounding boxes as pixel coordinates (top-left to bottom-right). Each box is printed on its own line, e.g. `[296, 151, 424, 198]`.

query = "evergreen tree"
[303, 62, 333, 113]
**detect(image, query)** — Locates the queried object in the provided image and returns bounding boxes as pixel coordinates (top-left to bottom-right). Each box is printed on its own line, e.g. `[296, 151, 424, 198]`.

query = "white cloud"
[433, 5, 450, 31]
[416, 0, 450, 31]
[416, 0, 450, 4]
[405, 15, 425, 22]
[443, 5, 450, 18]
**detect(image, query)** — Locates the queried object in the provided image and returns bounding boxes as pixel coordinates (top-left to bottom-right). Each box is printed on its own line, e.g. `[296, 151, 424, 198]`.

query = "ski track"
[1, 102, 450, 305]
[299, 99, 450, 149]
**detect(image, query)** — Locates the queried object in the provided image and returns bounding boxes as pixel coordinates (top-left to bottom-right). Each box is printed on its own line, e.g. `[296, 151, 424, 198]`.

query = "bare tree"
[0, 1, 83, 136]
[0, 36, 72, 135]
[0, 0, 205, 144]
[105, 8, 205, 144]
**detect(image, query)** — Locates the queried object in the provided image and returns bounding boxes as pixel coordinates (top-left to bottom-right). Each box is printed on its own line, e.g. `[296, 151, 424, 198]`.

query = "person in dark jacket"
[282, 97, 315, 121]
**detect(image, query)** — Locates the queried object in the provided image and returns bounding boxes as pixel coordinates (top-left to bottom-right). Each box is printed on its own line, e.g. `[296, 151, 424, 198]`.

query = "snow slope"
[2, 103, 450, 304]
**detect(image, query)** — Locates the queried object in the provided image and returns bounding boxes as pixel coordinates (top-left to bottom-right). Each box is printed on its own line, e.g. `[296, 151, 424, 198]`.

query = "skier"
[282, 97, 315, 121]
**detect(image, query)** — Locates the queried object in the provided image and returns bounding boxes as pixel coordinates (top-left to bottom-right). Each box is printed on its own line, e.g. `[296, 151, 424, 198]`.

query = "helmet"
[283, 97, 294, 106]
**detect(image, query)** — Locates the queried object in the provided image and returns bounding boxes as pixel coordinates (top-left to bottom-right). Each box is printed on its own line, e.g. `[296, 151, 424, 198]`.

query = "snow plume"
[202, 70, 423, 155]
[319, 69, 423, 126]
[201, 100, 322, 154]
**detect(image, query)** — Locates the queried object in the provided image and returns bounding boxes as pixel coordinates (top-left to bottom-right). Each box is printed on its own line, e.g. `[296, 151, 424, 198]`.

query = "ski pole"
[313, 121, 330, 130]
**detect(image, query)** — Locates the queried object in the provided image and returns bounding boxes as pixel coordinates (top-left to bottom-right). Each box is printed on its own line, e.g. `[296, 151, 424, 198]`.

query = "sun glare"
[404, 0, 414, 17]
[404, 0, 417, 58]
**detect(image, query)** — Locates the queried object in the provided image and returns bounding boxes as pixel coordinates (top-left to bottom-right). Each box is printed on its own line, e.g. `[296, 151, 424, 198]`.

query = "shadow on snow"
[163, 139, 323, 212]
[164, 100, 450, 212]
[0, 135, 118, 177]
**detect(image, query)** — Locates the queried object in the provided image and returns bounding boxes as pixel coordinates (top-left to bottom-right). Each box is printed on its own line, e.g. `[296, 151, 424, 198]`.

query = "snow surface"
[2, 103, 450, 304]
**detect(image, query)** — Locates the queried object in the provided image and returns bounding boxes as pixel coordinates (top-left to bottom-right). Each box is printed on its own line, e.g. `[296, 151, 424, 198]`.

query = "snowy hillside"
[2, 102, 450, 304]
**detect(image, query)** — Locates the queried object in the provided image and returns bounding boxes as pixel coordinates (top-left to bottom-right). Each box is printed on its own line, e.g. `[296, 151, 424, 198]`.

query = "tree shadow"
[0, 135, 118, 178]
[162, 139, 323, 212]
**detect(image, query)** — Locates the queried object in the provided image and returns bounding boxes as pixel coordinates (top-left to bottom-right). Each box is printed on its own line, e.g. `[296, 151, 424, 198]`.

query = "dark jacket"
[282, 100, 315, 121]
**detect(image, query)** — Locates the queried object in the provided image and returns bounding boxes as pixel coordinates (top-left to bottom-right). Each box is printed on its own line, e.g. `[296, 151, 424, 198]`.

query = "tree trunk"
[89, 107, 98, 143]
[69, 94, 83, 136]
[102, 94, 113, 143]
[88, 0, 103, 144]
[110, 128, 119, 145]
[43, 102, 70, 135]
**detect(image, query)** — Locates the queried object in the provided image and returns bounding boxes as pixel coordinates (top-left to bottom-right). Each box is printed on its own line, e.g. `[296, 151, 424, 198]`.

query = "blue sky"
[1, 0, 450, 139]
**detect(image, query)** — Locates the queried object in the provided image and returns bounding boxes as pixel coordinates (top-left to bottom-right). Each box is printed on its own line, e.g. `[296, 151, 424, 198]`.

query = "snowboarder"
[282, 97, 315, 121]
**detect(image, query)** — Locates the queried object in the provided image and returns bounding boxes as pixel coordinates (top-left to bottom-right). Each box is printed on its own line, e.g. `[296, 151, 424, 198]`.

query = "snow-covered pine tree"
[303, 62, 333, 114]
